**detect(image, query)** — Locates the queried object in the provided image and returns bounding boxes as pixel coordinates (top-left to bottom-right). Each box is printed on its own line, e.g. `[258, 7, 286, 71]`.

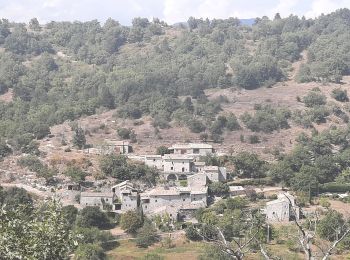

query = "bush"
[226, 113, 241, 131]
[73, 243, 106, 260]
[307, 106, 329, 124]
[17, 155, 45, 173]
[187, 119, 206, 133]
[302, 90, 327, 107]
[226, 197, 248, 210]
[135, 221, 159, 248]
[76, 206, 112, 229]
[156, 146, 170, 156]
[240, 104, 290, 133]
[332, 88, 348, 102]
[117, 128, 131, 139]
[200, 224, 218, 240]
[208, 182, 229, 197]
[185, 225, 201, 241]
[120, 210, 143, 235]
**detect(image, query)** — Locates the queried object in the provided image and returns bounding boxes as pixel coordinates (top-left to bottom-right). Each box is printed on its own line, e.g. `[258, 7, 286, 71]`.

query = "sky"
[0, 0, 349, 25]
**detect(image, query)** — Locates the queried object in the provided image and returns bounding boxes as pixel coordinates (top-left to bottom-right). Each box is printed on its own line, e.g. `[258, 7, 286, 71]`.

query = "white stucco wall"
[163, 160, 192, 173]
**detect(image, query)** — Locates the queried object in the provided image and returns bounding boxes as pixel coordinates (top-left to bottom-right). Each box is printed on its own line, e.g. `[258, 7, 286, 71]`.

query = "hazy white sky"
[0, 0, 349, 24]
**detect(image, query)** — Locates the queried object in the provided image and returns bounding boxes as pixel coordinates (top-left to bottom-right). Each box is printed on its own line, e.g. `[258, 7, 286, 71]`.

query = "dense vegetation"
[1, 9, 350, 151]
[0, 186, 117, 259]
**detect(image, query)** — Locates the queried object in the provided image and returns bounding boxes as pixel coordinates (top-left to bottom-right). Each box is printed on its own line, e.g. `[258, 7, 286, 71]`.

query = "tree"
[226, 197, 248, 210]
[268, 161, 294, 187]
[208, 182, 230, 197]
[62, 205, 78, 226]
[99, 87, 115, 109]
[120, 210, 143, 235]
[76, 206, 111, 229]
[64, 166, 87, 184]
[226, 113, 241, 131]
[117, 128, 131, 139]
[232, 152, 266, 178]
[29, 18, 41, 31]
[135, 221, 159, 248]
[73, 127, 86, 149]
[318, 210, 345, 241]
[74, 227, 114, 251]
[156, 146, 170, 156]
[185, 225, 202, 241]
[0, 200, 76, 260]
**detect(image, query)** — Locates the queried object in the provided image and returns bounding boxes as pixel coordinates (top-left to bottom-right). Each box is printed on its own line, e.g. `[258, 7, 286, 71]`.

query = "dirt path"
[291, 50, 307, 80]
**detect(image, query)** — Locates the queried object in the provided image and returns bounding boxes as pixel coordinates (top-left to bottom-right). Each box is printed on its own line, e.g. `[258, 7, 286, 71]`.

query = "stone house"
[140, 186, 208, 220]
[111, 181, 139, 212]
[168, 143, 214, 156]
[265, 193, 300, 222]
[80, 192, 115, 210]
[162, 154, 194, 173]
[202, 166, 227, 182]
[144, 155, 164, 170]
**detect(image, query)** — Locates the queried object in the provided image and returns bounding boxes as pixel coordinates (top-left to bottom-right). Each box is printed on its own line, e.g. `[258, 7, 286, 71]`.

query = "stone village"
[78, 142, 299, 223]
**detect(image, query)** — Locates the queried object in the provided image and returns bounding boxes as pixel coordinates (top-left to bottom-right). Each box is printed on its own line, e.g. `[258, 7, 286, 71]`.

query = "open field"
[107, 237, 204, 260]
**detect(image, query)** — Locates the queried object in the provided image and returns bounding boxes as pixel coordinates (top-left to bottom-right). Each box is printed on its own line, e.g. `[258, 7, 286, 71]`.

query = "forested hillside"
[1, 9, 350, 156]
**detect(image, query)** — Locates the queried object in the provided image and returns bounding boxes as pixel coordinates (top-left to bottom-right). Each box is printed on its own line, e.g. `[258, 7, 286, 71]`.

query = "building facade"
[265, 193, 300, 222]
[168, 143, 214, 156]
[80, 192, 115, 210]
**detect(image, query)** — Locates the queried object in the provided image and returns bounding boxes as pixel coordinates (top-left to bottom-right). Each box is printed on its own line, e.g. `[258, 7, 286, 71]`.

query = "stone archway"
[167, 174, 177, 181]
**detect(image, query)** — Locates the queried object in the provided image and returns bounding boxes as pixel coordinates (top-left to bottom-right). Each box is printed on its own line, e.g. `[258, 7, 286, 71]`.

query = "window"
[182, 167, 185, 172]
[145, 206, 147, 209]
[155, 200, 158, 202]
[183, 199, 185, 201]
[193, 148, 199, 154]
[153, 159, 156, 162]
[171, 167, 173, 170]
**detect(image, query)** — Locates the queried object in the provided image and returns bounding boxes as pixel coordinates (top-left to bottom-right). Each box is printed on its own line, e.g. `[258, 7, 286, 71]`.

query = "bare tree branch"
[322, 228, 350, 260]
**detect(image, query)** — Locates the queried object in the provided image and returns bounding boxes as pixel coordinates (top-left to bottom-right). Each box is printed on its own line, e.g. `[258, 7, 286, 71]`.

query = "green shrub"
[187, 119, 206, 133]
[332, 88, 348, 102]
[240, 104, 290, 133]
[302, 90, 327, 107]
[185, 225, 201, 241]
[117, 128, 131, 139]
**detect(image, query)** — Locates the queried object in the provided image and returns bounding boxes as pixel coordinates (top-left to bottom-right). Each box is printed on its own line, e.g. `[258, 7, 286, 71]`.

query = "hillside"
[0, 9, 350, 181]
